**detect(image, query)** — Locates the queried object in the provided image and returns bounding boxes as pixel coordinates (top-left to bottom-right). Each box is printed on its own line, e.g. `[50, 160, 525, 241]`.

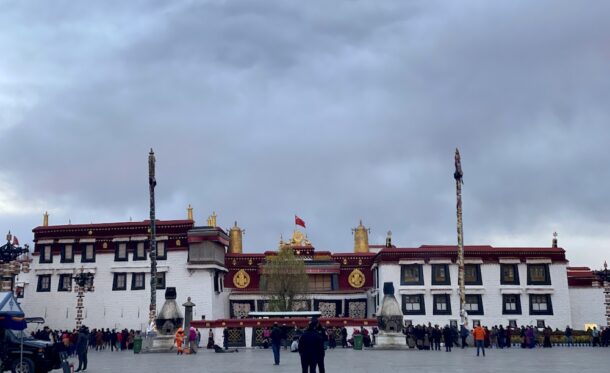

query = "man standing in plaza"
[75, 326, 89, 372]
[299, 318, 324, 373]
[473, 324, 486, 357]
[564, 326, 573, 347]
[270, 322, 282, 365]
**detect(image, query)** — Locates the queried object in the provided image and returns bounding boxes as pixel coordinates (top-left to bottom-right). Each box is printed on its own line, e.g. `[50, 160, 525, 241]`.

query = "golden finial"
[187, 204, 193, 221]
[353, 220, 370, 253]
[228, 221, 244, 254]
[207, 212, 217, 227]
[43, 211, 49, 227]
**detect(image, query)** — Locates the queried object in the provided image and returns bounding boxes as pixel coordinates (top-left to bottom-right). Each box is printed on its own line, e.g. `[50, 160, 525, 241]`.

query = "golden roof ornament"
[207, 212, 217, 227]
[352, 220, 370, 253]
[228, 221, 244, 254]
[187, 204, 193, 221]
[292, 230, 304, 245]
[43, 211, 49, 227]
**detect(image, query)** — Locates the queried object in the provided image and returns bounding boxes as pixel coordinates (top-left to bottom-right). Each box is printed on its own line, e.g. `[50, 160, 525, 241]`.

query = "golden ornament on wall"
[176, 239, 181, 247]
[233, 269, 251, 289]
[102, 242, 108, 249]
[248, 258, 253, 265]
[343, 258, 347, 265]
[348, 269, 366, 289]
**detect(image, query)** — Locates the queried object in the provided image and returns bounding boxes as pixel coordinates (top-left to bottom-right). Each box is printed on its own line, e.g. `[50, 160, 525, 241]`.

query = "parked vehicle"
[0, 292, 68, 373]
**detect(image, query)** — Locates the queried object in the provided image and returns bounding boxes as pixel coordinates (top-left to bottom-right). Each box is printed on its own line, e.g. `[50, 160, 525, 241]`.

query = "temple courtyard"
[76, 347, 609, 372]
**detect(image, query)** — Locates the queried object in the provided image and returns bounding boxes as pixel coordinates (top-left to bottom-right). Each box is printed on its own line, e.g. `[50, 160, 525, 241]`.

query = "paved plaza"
[76, 347, 609, 373]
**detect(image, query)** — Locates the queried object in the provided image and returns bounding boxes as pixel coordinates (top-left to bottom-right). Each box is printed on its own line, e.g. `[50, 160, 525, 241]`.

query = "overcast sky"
[1, 0, 609, 268]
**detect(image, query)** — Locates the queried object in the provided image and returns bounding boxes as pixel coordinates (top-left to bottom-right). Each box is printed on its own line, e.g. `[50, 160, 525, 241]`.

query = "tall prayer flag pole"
[148, 149, 158, 330]
[454, 148, 468, 327]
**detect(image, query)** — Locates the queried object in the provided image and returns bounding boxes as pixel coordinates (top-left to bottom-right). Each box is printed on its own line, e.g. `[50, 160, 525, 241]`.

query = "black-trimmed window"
[431, 264, 450, 285]
[156, 241, 167, 260]
[39, 245, 53, 263]
[156, 272, 166, 289]
[527, 264, 551, 285]
[464, 264, 482, 285]
[214, 271, 223, 293]
[15, 286, 24, 298]
[401, 294, 425, 315]
[433, 294, 451, 315]
[500, 264, 519, 285]
[131, 273, 145, 290]
[529, 294, 553, 315]
[58, 274, 72, 292]
[464, 294, 484, 315]
[115, 242, 128, 262]
[401, 264, 423, 285]
[61, 244, 74, 263]
[113, 273, 127, 291]
[133, 242, 147, 261]
[37, 275, 51, 292]
[502, 294, 522, 314]
[81, 244, 95, 263]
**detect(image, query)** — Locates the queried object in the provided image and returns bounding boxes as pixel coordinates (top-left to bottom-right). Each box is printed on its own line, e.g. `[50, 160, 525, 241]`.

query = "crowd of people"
[25, 321, 610, 372]
[32, 326, 144, 354]
[401, 323, 610, 351]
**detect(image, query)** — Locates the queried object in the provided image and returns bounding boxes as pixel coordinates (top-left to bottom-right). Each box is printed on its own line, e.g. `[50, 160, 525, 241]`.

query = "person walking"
[75, 326, 89, 372]
[189, 326, 198, 354]
[270, 323, 282, 365]
[207, 329, 215, 349]
[591, 327, 600, 347]
[460, 325, 469, 348]
[299, 319, 324, 373]
[473, 324, 486, 357]
[174, 327, 185, 355]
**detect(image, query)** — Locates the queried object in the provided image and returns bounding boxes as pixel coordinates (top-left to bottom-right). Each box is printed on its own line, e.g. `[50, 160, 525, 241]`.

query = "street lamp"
[0, 231, 30, 293]
[73, 267, 95, 330]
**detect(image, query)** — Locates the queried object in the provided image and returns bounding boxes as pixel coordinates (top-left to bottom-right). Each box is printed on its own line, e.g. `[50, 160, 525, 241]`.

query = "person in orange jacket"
[175, 327, 185, 355]
[473, 325, 486, 357]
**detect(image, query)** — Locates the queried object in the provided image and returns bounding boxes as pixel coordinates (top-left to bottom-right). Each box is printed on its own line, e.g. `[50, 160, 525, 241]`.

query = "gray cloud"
[1, 0, 609, 268]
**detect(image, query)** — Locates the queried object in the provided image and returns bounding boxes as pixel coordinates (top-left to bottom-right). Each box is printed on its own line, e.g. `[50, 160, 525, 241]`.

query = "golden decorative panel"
[233, 269, 251, 289]
[348, 269, 366, 289]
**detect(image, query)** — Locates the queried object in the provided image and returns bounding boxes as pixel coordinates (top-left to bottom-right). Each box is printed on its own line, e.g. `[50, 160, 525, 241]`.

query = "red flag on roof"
[12, 236, 19, 246]
[295, 215, 306, 228]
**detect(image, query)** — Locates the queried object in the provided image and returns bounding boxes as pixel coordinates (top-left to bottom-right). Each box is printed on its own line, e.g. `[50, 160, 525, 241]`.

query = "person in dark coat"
[340, 327, 348, 348]
[223, 328, 229, 350]
[270, 323, 282, 365]
[443, 325, 453, 352]
[75, 326, 89, 372]
[299, 319, 324, 373]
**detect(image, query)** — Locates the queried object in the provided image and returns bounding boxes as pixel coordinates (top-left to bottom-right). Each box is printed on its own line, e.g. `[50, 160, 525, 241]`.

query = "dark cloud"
[1, 0, 609, 267]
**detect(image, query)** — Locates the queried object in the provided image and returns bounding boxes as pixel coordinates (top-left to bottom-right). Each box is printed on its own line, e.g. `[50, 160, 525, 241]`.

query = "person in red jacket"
[473, 325, 486, 357]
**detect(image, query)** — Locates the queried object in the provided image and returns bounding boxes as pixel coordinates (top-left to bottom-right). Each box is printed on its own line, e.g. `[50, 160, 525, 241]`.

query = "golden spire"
[187, 204, 193, 221]
[207, 212, 217, 227]
[353, 220, 370, 253]
[228, 221, 244, 254]
[43, 211, 49, 227]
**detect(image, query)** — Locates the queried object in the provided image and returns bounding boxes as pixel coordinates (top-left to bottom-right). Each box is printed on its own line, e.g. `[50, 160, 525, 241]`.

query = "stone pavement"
[77, 347, 609, 373]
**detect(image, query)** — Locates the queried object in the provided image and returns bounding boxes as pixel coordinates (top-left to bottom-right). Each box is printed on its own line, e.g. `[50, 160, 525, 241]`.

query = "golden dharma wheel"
[348, 269, 366, 288]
